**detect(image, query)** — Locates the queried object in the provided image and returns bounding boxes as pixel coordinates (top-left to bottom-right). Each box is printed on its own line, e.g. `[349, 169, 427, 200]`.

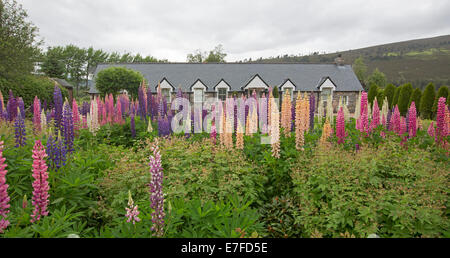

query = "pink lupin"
[408, 102, 417, 138]
[30, 140, 50, 223]
[0, 141, 10, 233]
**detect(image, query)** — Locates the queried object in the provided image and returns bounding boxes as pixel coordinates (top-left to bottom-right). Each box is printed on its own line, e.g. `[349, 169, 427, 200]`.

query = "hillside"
[248, 35, 450, 89]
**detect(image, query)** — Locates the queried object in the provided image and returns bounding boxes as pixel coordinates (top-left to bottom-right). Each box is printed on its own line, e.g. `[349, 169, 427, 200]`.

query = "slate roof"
[52, 78, 74, 89]
[89, 63, 363, 94]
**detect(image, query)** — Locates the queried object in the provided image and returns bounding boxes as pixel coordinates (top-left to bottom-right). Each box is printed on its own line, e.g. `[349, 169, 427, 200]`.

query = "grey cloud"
[19, 0, 450, 61]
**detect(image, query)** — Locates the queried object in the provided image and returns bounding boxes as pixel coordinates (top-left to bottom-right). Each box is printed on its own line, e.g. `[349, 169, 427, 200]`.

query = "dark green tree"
[187, 44, 227, 63]
[376, 89, 384, 109]
[353, 56, 367, 84]
[409, 88, 422, 114]
[95, 66, 144, 98]
[0, 0, 42, 79]
[384, 83, 396, 109]
[367, 68, 386, 89]
[41, 48, 65, 79]
[85, 47, 109, 88]
[420, 83, 436, 119]
[397, 83, 413, 116]
[272, 86, 280, 99]
[432, 85, 448, 113]
[392, 85, 402, 108]
[367, 84, 378, 108]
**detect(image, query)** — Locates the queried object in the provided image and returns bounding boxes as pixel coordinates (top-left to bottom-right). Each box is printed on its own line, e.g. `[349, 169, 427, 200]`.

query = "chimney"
[334, 54, 344, 66]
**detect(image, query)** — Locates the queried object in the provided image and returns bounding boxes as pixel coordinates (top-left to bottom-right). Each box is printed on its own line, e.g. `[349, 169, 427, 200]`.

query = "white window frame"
[159, 79, 173, 103]
[344, 95, 349, 106]
[192, 80, 207, 103]
[280, 79, 295, 101]
[215, 80, 230, 101]
[217, 87, 228, 101]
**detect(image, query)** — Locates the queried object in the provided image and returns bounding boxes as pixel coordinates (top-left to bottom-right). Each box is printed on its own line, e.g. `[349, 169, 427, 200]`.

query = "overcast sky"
[19, 0, 450, 62]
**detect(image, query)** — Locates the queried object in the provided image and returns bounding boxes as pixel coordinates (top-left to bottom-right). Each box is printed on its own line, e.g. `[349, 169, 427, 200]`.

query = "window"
[217, 88, 227, 101]
[194, 88, 204, 103]
[344, 96, 349, 106]
[284, 87, 294, 101]
[161, 88, 171, 103]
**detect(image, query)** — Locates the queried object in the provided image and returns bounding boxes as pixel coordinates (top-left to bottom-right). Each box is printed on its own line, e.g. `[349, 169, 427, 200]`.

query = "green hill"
[246, 35, 450, 89]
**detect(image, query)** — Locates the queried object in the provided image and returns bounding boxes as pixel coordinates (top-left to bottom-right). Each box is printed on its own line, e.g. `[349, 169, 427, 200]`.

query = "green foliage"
[291, 142, 448, 238]
[0, 0, 41, 79]
[367, 68, 387, 88]
[420, 83, 436, 119]
[95, 66, 144, 98]
[397, 83, 413, 116]
[259, 195, 303, 238]
[432, 85, 448, 113]
[0, 75, 68, 109]
[353, 56, 367, 83]
[165, 196, 264, 238]
[187, 44, 227, 63]
[384, 83, 396, 109]
[367, 84, 378, 108]
[392, 85, 401, 107]
[409, 88, 422, 114]
[272, 86, 280, 99]
[376, 89, 384, 108]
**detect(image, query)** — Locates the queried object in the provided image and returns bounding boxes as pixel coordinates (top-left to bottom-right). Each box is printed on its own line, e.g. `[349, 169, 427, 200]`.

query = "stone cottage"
[90, 61, 363, 113]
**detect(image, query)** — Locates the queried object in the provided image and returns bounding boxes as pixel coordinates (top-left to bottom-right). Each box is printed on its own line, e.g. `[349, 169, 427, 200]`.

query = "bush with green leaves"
[0, 75, 68, 110]
[409, 88, 422, 114]
[291, 141, 449, 238]
[420, 83, 436, 119]
[432, 85, 448, 113]
[397, 83, 413, 116]
[95, 66, 144, 98]
[392, 85, 401, 108]
[384, 83, 396, 109]
[367, 84, 378, 108]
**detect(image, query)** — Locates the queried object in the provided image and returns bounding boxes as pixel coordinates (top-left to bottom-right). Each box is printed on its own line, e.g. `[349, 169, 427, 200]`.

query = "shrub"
[0, 75, 68, 110]
[432, 85, 448, 113]
[376, 89, 384, 109]
[420, 83, 436, 119]
[392, 85, 401, 108]
[291, 142, 448, 238]
[409, 88, 422, 114]
[367, 84, 378, 108]
[384, 83, 396, 109]
[95, 66, 144, 98]
[397, 83, 413, 116]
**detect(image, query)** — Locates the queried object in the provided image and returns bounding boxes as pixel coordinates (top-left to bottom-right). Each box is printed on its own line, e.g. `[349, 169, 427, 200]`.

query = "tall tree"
[367, 68, 387, 89]
[384, 83, 396, 109]
[392, 85, 401, 108]
[432, 85, 448, 113]
[398, 83, 413, 116]
[205, 44, 227, 63]
[420, 83, 436, 119]
[0, 0, 42, 79]
[367, 84, 378, 108]
[41, 47, 65, 79]
[409, 88, 422, 114]
[353, 56, 367, 84]
[187, 44, 227, 63]
[84, 47, 109, 88]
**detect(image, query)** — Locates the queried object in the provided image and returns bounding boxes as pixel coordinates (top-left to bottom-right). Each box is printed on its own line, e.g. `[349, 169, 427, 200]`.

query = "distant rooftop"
[90, 62, 363, 94]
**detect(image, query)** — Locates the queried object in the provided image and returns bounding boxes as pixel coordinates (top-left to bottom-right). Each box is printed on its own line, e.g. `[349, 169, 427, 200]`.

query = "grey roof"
[90, 63, 363, 94]
[52, 78, 73, 89]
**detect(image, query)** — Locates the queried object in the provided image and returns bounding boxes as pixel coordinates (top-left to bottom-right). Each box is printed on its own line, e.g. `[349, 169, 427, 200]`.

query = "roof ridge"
[96, 62, 345, 65]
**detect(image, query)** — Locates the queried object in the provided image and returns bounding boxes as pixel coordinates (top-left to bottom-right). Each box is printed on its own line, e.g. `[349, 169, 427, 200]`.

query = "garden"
[0, 84, 448, 238]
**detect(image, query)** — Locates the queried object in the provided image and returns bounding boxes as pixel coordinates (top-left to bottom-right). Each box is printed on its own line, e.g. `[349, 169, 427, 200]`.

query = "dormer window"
[158, 78, 174, 103]
[215, 79, 230, 101]
[191, 79, 207, 103]
[280, 79, 296, 101]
